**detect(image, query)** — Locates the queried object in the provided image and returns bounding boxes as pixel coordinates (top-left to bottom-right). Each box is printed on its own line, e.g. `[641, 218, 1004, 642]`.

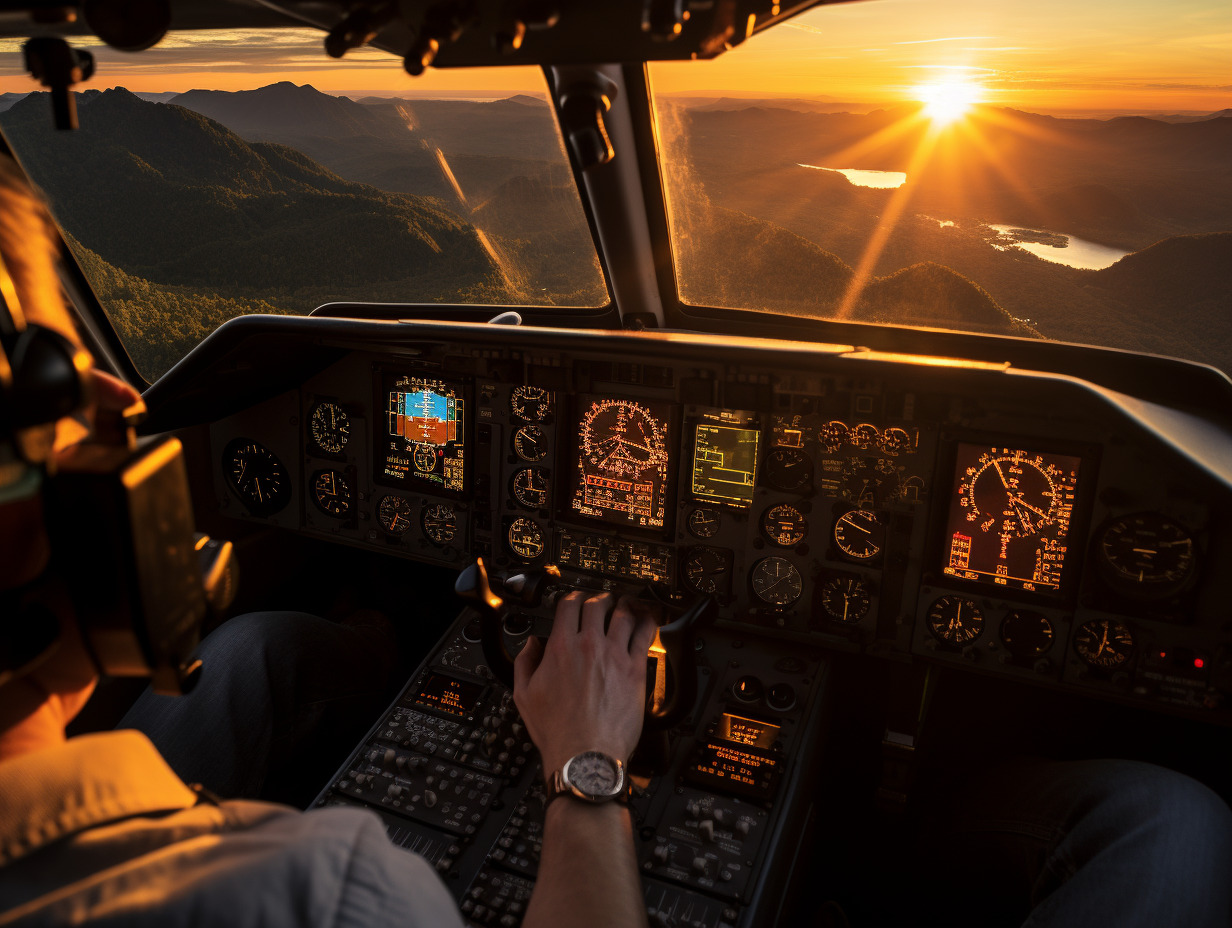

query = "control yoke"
[455, 558, 716, 732]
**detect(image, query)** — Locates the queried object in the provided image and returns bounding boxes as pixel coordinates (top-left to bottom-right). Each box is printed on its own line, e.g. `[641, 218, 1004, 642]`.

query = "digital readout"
[692, 424, 759, 507]
[943, 444, 1081, 594]
[412, 673, 482, 718]
[381, 375, 465, 492]
[717, 713, 780, 749]
[570, 396, 673, 530]
[556, 530, 674, 584]
[691, 741, 780, 800]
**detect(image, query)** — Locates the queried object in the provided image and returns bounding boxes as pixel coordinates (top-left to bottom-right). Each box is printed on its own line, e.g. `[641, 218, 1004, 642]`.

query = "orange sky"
[1, 0, 1228, 113]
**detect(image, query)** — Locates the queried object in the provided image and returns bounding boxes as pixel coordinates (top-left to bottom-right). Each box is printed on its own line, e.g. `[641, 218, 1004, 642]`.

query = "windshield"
[651, 0, 1231, 375]
[0, 32, 605, 380]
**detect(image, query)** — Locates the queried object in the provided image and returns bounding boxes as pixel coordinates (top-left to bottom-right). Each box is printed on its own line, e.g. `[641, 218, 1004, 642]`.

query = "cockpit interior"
[1, 0, 1230, 925]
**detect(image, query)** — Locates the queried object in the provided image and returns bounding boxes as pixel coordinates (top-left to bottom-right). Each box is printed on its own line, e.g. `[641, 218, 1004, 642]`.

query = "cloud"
[892, 36, 994, 45]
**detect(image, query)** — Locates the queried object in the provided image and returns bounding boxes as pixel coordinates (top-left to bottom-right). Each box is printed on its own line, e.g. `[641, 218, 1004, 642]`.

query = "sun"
[915, 79, 983, 125]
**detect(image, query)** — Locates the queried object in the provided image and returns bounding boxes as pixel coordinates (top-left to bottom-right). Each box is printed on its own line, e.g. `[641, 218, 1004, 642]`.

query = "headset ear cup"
[3, 325, 89, 434]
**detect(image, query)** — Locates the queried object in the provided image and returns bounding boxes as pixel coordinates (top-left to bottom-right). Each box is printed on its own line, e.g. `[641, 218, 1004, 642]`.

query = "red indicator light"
[1158, 651, 1167, 659]
[1194, 658, 1205, 669]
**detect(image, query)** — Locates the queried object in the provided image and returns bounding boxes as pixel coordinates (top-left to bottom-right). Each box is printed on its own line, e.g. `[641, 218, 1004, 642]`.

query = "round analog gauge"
[413, 443, 437, 473]
[1000, 611, 1055, 658]
[833, 509, 885, 560]
[377, 495, 414, 535]
[840, 458, 902, 508]
[750, 557, 803, 607]
[849, 423, 880, 450]
[761, 504, 808, 547]
[927, 596, 985, 646]
[683, 546, 732, 595]
[309, 402, 350, 455]
[224, 439, 290, 516]
[1074, 619, 1134, 669]
[507, 517, 545, 560]
[311, 469, 352, 518]
[819, 420, 850, 453]
[510, 386, 552, 421]
[513, 425, 548, 462]
[688, 507, 721, 538]
[422, 503, 457, 546]
[511, 467, 549, 509]
[1097, 513, 1196, 598]
[763, 447, 813, 492]
[819, 576, 872, 624]
[879, 427, 912, 456]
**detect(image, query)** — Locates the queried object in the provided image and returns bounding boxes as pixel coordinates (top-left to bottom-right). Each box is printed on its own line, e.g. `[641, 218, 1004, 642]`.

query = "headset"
[0, 225, 204, 695]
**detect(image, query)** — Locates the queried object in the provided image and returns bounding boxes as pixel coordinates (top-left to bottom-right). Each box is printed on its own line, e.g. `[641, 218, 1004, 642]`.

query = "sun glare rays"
[915, 78, 984, 125]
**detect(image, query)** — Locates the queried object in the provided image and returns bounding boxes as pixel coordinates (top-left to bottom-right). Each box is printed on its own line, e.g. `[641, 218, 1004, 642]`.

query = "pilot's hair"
[0, 153, 79, 346]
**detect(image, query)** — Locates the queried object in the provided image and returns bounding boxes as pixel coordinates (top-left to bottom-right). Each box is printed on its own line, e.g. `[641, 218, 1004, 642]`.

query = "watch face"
[563, 751, 623, 799]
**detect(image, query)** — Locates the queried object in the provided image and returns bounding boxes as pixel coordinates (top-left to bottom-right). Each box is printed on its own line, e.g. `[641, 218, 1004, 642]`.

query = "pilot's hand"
[513, 592, 659, 781]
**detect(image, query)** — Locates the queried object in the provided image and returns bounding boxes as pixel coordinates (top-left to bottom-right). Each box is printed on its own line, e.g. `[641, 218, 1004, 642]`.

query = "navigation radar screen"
[381, 375, 466, 492]
[692, 424, 759, 507]
[570, 396, 674, 530]
[943, 444, 1081, 594]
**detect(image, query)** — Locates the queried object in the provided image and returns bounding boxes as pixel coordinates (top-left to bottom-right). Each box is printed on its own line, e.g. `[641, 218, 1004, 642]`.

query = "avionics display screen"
[569, 396, 674, 530]
[412, 673, 483, 718]
[381, 375, 466, 492]
[691, 424, 759, 507]
[689, 713, 781, 799]
[942, 443, 1082, 594]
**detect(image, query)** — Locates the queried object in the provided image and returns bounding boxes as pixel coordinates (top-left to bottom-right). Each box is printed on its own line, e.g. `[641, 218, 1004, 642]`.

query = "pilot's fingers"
[628, 606, 659, 660]
[92, 370, 143, 410]
[547, 590, 587, 647]
[513, 632, 544, 696]
[607, 596, 638, 649]
[578, 592, 613, 639]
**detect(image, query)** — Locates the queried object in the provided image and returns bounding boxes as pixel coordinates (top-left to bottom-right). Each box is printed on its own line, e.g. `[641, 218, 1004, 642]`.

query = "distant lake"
[988, 224, 1129, 270]
[798, 164, 907, 189]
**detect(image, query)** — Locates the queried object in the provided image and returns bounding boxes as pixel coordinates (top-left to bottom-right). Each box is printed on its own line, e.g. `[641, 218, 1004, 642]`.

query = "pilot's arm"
[514, 591, 658, 928]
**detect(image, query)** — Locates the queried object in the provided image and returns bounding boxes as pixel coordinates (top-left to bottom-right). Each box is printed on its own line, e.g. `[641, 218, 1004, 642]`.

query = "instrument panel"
[204, 322, 1232, 724]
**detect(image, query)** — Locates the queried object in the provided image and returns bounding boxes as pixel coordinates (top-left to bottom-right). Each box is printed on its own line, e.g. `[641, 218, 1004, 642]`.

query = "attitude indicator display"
[380, 375, 466, 493]
[569, 396, 673, 530]
[943, 443, 1081, 594]
[692, 424, 759, 507]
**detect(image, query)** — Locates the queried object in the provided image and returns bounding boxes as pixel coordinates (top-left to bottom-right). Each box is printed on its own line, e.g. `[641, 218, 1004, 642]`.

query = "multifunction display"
[690, 712, 781, 800]
[381, 375, 466, 492]
[569, 396, 673, 530]
[556, 530, 674, 584]
[943, 444, 1081, 594]
[692, 424, 759, 507]
[412, 672, 483, 718]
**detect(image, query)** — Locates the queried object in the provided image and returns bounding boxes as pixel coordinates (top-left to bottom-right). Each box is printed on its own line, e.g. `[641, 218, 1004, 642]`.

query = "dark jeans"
[120, 611, 398, 807]
[915, 758, 1232, 928]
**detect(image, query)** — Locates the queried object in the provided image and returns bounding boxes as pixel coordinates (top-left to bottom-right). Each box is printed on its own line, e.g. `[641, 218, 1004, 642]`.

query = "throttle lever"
[643, 595, 718, 731]
[455, 558, 557, 688]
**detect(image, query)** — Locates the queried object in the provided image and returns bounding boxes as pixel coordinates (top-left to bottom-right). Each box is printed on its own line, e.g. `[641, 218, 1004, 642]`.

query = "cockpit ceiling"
[0, 0, 858, 65]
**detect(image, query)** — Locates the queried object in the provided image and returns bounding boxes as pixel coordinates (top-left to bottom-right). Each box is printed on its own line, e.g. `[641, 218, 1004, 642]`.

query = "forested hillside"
[0, 88, 511, 378]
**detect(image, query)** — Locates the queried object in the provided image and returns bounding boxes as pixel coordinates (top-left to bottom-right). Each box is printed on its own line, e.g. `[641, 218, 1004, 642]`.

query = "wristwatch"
[544, 750, 628, 808]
